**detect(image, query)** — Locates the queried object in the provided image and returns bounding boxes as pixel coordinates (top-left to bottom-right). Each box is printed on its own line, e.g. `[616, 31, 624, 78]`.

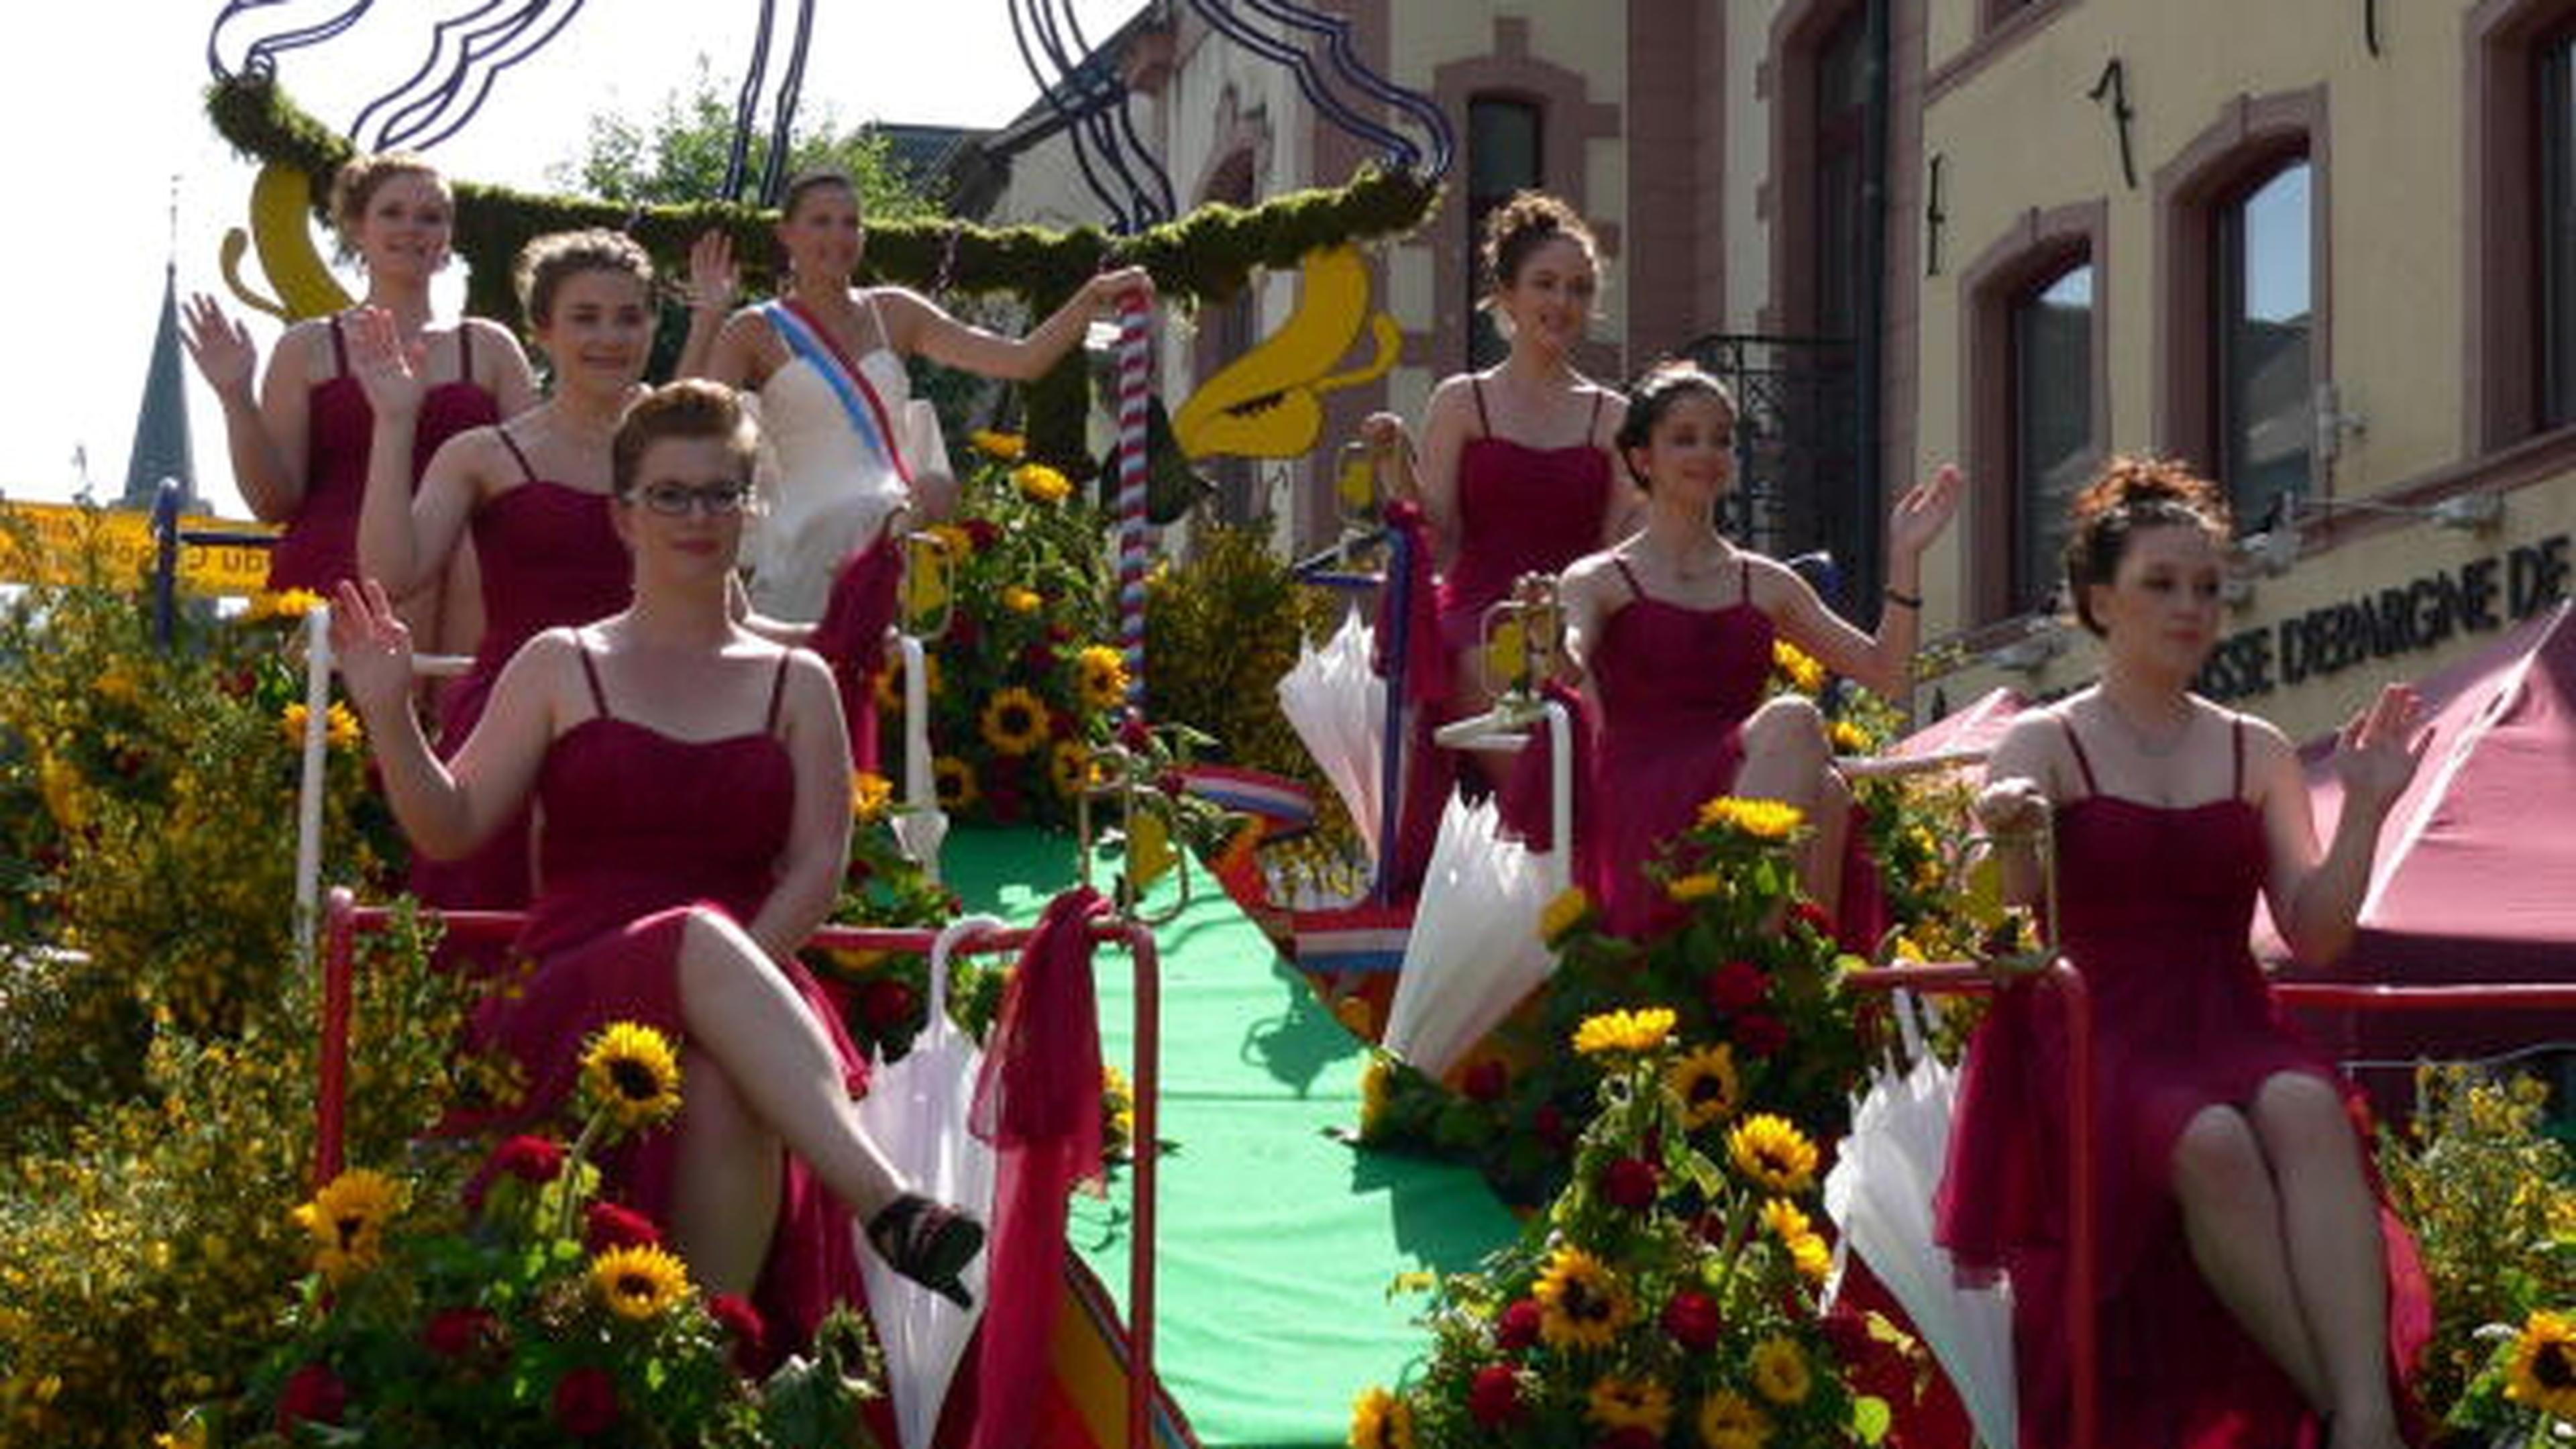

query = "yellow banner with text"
[0, 501, 277, 596]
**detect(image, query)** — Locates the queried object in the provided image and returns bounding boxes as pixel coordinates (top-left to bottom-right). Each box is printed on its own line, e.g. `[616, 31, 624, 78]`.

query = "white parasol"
[1380, 790, 1561, 1079]
[1277, 607, 1387, 863]
[1824, 992, 2017, 1449]
[854, 914, 1006, 1449]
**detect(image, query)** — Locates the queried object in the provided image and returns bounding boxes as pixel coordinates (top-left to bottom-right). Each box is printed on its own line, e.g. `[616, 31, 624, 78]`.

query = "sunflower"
[851, 771, 894, 826]
[1788, 1232, 1832, 1281]
[875, 652, 943, 710]
[292, 1167, 406, 1283]
[2508, 1309, 2576, 1419]
[244, 588, 325, 622]
[1000, 585, 1043, 614]
[1013, 462, 1073, 504]
[927, 522, 975, 559]
[1050, 741, 1093, 796]
[1572, 1007, 1677, 1058]
[1829, 717, 1873, 754]
[1077, 645, 1130, 712]
[1750, 1338, 1812, 1405]
[1695, 796, 1806, 841]
[934, 755, 979, 812]
[1668, 1044, 1743, 1130]
[979, 687, 1051, 757]
[1697, 1388, 1772, 1449]
[1727, 1114, 1819, 1195]
[1587, 1375, 1674, 1435]
[1348, 1385, 1415, 1449]
[1357, 1055, 1395, 1139]
[280, 701, 362, 751]
[591, 1243, 692, 1322]
[1666, 871, 1723, 904]
[968, 428, 1026, 460]
[1533, 1244, 1634, 1351]
[1758, 1196, 1813, 1244]
[1538, 885, 1593, 945]
[1771, 639, 1826, 694]
[580, 1022, 684, 1132]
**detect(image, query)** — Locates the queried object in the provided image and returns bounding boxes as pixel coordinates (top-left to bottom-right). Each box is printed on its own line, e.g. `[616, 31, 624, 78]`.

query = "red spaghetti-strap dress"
[1934, 714, 2430, 1449]
[455, 639, 871, 1350]
[1433, 380, 1614, 654]
[268, 319, 498, 592]
[409, 428, 631, 912]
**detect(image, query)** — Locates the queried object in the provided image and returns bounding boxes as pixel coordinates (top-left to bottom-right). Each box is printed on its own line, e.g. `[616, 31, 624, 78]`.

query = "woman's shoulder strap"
[1469, 376, 1493, 437]
[1609, 553, 1646, 600]
[2053, 710, 2100, 796]
[572, 632, 611, 717]
[763, 647, 796, 735]
[493, 423, 540, 483]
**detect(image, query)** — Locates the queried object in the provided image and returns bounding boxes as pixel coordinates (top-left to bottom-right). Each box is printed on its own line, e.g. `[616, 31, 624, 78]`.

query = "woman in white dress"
[679, 169, 1151, 620]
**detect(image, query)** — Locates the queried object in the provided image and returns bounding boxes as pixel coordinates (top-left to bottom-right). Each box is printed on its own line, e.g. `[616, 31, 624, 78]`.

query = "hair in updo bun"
[2063, 455, 2232, 635]
[1481, 191, 1601, 295]
[1613, 360, 1735, 490]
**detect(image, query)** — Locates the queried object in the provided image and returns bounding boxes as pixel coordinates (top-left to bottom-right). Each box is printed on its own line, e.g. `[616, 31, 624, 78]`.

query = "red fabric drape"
[810, 536, 903, 772]
[1374, 501, 1456, 898]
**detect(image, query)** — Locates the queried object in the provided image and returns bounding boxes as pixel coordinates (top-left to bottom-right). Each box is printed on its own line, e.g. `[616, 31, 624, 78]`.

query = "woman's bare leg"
[2251, 1072, 2402, 1449]
[1732, 696, 1849, 915]
[2169, 1102, 2330, 1409]
[668, 1046, 783, 1297]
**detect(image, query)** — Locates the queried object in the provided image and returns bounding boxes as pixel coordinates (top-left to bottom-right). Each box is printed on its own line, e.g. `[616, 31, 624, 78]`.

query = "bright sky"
[2, 2, 1139, 515]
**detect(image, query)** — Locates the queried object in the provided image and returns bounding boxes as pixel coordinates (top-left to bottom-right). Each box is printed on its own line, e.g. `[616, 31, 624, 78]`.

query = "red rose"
[1046, 621, 1074, 643]
[490, 1134, 564, 1184]
[1790, 900, 1837, 936]
[1022, 643, 1061, 673]
[1819, 1303, 1875, 1363]
[584, 1201, 663, 1252]
[1493, 1298, 1543, 1352]
[708, 1293, 769, 1376]
[1599, 1430, 1659, 1449]
[1460, 1059, 1510, 1102]
[1599, 1157, 1660, 1211]
[1467, 1364, 1523, 1427]
[1532, 1104, 1570, 1150]
[1703, 960, 1770, 1013]
[276, 1362, 347, 1432]
[552, 1366, 621, 1437]
[859, 977, 917, 1034]
[1733, 1012, 1790, 1058]
[963, 517, 1001, 551]
[951, 611, 983, 649]
[1662, 1289, 1723, 1351]
[422, 1305, 498, 1360]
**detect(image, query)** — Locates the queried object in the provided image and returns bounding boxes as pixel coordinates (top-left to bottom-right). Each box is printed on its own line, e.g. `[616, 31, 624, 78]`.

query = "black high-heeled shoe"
[866, 1194, 985, 1309]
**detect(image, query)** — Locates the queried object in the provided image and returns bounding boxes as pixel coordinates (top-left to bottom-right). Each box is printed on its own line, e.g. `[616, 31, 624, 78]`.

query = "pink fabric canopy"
[1887, 686, 2030, 763]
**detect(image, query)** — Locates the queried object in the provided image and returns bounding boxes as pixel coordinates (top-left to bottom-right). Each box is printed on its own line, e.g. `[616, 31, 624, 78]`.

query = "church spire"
[119, 178, 197, 513]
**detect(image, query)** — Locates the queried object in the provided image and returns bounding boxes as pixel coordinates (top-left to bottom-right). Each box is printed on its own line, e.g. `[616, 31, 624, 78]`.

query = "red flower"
[584, 1201, 663, 1252]
[1790, 900, 1837, 937]
[859, 977, 917, 1034]
[1703, 959, 1770, 1013]
[1046, 621, 1073, 643]
[708, 1293, 769, 1375]
[963, 517, 1001, 551]
[1532, 1104, 1571, 1151]
[1662, 1289, 1723, 1351]
[1494, 1298, 1543, 1352]
[1733, 1012, 1790, 1058]
[1598, 1430, 1659, 1449]
[1460, 1059, 1510, 1102]
[422, 1305, 498, 1360]
[951, 611, 983, 649]
[1467, 1364, 1523, 1427]
[552, 1366, 621, 1437]
[490, 1134, 564, 1184]
[276, 1362, 347, 1432]
[1599, 1157, 1660, 1211]
[1022, 643, 1061, 674]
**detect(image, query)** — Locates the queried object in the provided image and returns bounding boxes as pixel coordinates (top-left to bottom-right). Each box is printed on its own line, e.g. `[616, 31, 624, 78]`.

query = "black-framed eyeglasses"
[633, 482, 749, 517]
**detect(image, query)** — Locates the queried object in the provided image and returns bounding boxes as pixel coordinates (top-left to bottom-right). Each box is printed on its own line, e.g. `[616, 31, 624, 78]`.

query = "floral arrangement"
[1358, 798, 1867, 1208]
[2378, 1063, 2576, 1442]
[225, 1020, 882, 1446]
[1351, 1006, 1905, 1449]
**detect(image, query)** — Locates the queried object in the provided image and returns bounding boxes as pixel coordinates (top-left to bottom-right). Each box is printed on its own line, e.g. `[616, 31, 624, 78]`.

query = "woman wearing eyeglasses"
[331, 378, 984, 1348]
[350, 229, 650, 914]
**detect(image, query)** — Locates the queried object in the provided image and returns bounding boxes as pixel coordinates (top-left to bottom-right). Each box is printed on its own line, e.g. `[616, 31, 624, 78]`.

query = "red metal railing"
[316, 887, 1168, 1449]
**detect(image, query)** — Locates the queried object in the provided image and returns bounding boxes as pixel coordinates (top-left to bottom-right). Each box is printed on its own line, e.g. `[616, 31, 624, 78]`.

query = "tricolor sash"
[763, 297, 916, 486]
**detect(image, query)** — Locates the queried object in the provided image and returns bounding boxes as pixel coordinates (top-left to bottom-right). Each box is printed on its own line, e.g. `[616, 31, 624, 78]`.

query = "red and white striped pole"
[1112, 293, 1153, 717]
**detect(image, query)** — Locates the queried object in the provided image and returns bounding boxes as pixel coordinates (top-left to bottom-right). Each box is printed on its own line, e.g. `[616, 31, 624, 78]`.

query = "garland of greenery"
[204, 74, 1440, 466]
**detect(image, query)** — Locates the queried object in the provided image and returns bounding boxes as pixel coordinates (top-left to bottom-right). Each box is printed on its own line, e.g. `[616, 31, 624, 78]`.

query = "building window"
[2216, 158, 2312, 530]
[2544, 19, 2576, 428]
[1466, 97, 1542, 368]
[2013, 261, 2094, 612]
[1813, 10, 1870, 339]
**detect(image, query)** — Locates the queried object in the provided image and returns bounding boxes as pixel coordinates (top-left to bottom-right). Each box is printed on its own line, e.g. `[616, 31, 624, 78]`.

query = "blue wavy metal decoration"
[1009, 0, 1175, 232]
[207, 0, 376, 83]
[1185, 0, 1451, 180]
[205, 0, 588, 156]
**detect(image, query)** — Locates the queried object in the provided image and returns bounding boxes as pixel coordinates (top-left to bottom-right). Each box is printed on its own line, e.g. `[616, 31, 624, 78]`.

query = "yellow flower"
[1077, 644, 1130, 712]
[927, 522, 975, 558]
[2508, 1309, 2576, 1420]
[580, 1021, 684, 1132]
[292, 1167, 405, 1283]
[1588, 1375, 1674, 1435]
[1013, 462, 1073, 504]
[1000, 584, 1043, 614]
[1697, 1388, 1772, 1449]
[1348, 1385, 1415, 1449]
[1788, 1231, 1833, 1281]
[1538, 885, 1593, 945]
[280, 701, 362, 751]
[1750, 1337, 1812, 1405]
[979, 687, 1051, 757]
[1666, 871, 1723, 904]
[1829, 718, 1872, 753]
[1727, 1114, 1820, 1195]
[934, 755, 979, 812]
[1572, 1007, 1677, 1057]
[1668, 1044, 1742, 1131]
[37, 752, 87, 831]
[969, 428, 1026, 460]
[245, 588, 324, 623]
[1695, 796, 1805, 841]
[1534, 1244, 1633, 1351]
[1772, 639, 1825, 694]
[1050, 741, 1093, 796]
[1758, 1196, 1813, 1244]
[591, 1243, 692, 1322]
[95, 665, 143, 705]
[1358, 1055, 1395, 1139]
[876, 651, 943, 710]
[851, 771, 894, 825]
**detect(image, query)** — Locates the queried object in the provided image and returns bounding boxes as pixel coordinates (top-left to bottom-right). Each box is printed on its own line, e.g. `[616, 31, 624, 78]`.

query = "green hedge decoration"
[205, 73, 1440, 469]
